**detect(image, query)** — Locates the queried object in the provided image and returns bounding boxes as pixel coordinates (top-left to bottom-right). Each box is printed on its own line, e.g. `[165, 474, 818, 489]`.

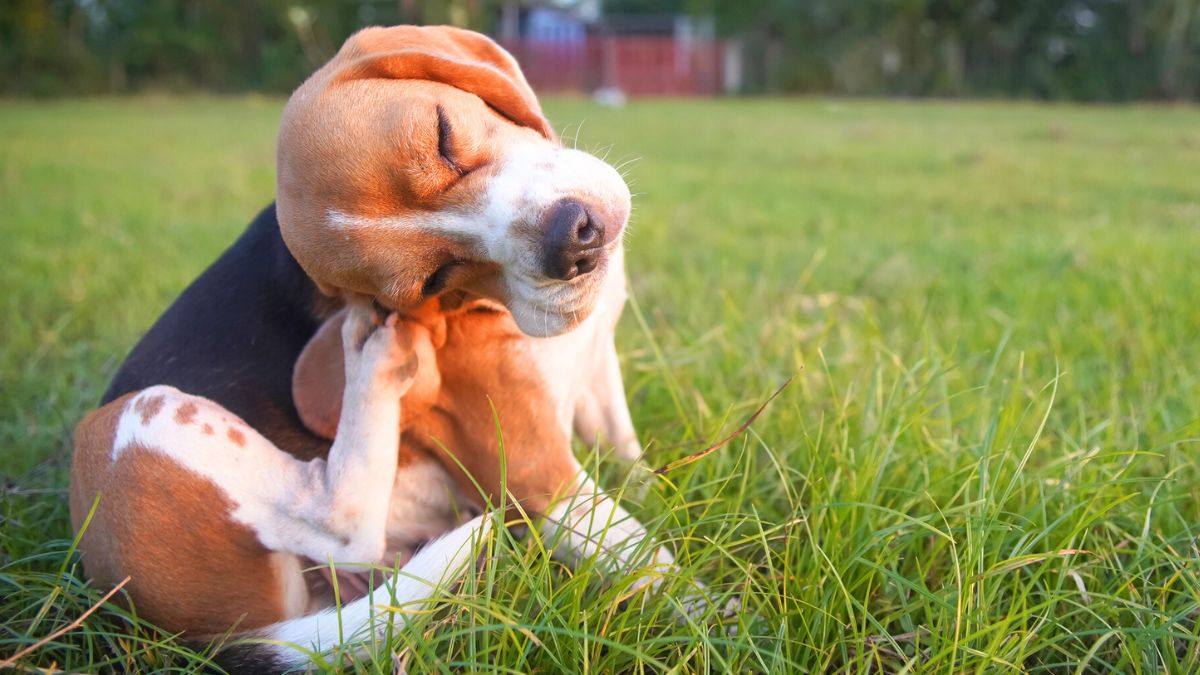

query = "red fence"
[502, 38, 726, 96]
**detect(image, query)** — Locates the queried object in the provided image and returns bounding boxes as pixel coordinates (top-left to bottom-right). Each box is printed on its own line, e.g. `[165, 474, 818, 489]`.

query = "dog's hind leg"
[70, 304, 454, 643]
[99, 305, 420, 565]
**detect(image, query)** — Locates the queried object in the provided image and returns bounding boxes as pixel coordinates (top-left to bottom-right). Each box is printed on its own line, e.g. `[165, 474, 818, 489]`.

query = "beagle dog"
[70, 26, 705, 672]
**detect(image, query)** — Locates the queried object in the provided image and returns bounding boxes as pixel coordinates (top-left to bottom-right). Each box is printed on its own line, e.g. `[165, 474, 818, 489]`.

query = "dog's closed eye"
[436, 106, 465, 177]
[422, 259, 462, 297]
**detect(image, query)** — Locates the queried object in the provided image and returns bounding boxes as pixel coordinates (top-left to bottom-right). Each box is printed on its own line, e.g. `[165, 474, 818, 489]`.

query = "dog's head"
[277, 25, 631, 337]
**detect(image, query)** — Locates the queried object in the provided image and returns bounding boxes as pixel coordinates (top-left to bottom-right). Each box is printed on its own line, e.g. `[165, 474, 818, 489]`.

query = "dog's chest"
[384, 459, 474, 556]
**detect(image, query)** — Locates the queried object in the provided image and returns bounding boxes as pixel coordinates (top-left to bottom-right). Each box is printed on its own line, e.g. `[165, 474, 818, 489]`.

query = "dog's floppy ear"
[293, 309, 348, 441]
[293, 307, 445, 440]
[335, 25, 554, 141]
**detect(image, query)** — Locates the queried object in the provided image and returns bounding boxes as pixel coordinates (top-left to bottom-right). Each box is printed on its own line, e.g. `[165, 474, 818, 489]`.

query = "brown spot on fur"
[71, 395, 301, 634]
[133, 394, 164, 425]
[395, 444, 421, 469]
[202, 423, 214, 435]
[73, 444, 295, 634]
[174, 402, 198, 425]
[227, 427, 246, 447]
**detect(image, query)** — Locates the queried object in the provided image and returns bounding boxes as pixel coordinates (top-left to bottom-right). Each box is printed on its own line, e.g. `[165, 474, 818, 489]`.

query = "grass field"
[3, 96, 1200, 672]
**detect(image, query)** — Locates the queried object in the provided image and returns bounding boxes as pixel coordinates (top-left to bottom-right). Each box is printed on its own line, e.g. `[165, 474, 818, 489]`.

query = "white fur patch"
[264, 515, 491, 665]
[541, 477, 672, 576]
[384, 460, 473, 557]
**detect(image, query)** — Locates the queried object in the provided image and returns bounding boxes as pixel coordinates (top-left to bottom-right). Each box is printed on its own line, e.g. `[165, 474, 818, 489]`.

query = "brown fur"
[226, 427, 246, 447]
[405, 303, 580, 512]
[336, 26, 552, 138]
[70, 399, 297, 635]
[133, 394, 164, 424]
[175, 402, 198, 425]
[294, 298, 580, 513]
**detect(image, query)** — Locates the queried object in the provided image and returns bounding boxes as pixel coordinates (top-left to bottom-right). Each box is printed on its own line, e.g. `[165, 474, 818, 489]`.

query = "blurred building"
[496, 1, 738, 97]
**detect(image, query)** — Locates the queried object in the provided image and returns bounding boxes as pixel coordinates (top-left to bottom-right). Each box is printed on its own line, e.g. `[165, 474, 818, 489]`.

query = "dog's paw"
[341, 304, 422, 395]
[626, 575, 743, 634]
[661, 590, 743, 636]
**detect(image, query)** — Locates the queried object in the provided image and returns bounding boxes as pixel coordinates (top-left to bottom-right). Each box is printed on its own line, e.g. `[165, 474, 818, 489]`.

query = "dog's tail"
[212, 515, 489, 674]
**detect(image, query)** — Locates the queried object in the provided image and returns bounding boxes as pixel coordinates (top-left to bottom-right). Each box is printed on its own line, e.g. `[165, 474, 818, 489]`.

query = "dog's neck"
[103, 204, 336, 458]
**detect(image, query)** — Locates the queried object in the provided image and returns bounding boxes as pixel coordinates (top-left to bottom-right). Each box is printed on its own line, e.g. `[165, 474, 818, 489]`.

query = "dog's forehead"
[383, 83, 511, 131]
[281, 77, 548, 218]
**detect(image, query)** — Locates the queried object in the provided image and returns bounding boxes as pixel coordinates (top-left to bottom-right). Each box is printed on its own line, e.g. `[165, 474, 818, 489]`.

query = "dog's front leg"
[573, 339, 641, 463]
[267, 304, 420, 565]
[542, 476, 669, 573]
[540, 473, 719, 619]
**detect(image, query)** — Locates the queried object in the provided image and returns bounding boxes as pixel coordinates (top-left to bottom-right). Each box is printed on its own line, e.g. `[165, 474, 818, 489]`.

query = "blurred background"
[4, 0, 1199, 101]
[5, 2, 1200, 672]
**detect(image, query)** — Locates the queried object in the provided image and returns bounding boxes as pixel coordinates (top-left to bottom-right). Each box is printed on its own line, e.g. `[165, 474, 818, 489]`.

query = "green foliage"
[2, 0, 1199, 100]
[0, 0, 503, 96]
[710, 0, 1200, 99]
[3, 96, 1200, 671]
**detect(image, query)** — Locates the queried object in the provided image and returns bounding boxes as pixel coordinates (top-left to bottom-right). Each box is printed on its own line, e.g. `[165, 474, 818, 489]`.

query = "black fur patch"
[210, 642, 298, 675]
[103, 203, 331, 459]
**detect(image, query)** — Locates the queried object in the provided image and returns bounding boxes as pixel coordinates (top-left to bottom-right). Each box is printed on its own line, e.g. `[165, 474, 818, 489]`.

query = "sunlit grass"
[2, 96, 1200, 671]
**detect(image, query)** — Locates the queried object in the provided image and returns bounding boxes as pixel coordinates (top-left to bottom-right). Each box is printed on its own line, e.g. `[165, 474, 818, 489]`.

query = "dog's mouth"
[505, 271, 607, 337]
[508, 302, 581, 338]
[403, 238, 615, 338]
[371, 262, 598, 338]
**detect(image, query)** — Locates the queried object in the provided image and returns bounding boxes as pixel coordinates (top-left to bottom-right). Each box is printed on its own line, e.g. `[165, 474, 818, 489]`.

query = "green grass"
[3, 95, 1200, 672]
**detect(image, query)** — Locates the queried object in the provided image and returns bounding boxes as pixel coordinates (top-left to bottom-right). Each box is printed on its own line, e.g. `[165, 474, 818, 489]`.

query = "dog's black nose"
[542, 199, 606, 281]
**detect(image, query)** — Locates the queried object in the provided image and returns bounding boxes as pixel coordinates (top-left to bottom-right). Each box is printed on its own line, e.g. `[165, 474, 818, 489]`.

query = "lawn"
[2, 95, 1200, 672]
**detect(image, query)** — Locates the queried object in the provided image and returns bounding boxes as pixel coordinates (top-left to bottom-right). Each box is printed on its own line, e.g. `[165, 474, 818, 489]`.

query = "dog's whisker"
[573, 118, 588, 150]
[613, 156, 643, 172]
